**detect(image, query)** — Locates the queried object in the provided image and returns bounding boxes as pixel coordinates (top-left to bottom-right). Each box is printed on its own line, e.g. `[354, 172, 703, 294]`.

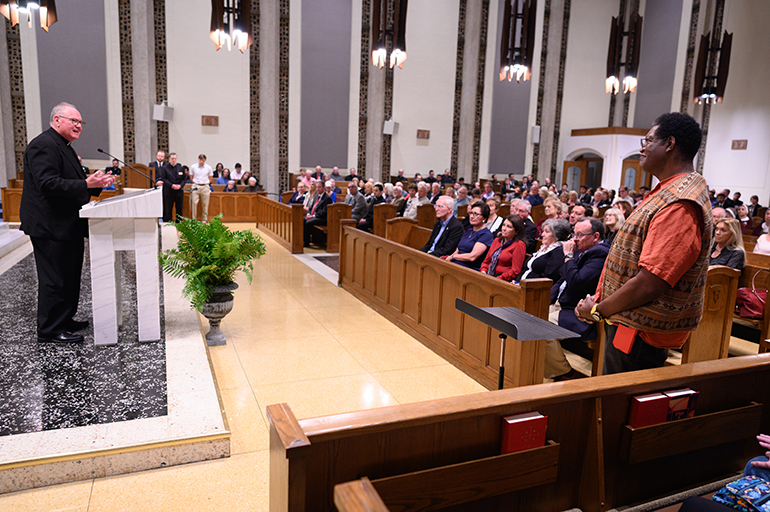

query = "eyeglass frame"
[58, 115, 86, 127]
[640, 136, 661, 148]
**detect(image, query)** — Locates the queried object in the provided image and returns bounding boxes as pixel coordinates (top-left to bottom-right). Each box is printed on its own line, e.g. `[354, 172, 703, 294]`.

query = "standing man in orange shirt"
[575, 112, 712, 374]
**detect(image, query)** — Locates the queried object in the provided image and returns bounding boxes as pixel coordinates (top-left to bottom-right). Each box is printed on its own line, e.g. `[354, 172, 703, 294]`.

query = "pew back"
[255, 195, 304, 253]
[416, 203, 437, 229]
[269, 354, 770, 512]
[326, 203, 352, 253]
[384, 218, 432, 251]
[734, 256, 770, 353]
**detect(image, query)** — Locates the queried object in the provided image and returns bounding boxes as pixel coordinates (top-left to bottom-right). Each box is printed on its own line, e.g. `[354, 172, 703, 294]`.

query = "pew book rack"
[455, 299, 579, 389]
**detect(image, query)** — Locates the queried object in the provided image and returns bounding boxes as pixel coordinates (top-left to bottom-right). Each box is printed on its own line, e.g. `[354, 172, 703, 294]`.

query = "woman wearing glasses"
[443, 202, 494, 270]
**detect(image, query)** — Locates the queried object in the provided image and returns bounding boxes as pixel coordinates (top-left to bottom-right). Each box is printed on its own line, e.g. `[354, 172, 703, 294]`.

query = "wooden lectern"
[79, 189, 163, 346]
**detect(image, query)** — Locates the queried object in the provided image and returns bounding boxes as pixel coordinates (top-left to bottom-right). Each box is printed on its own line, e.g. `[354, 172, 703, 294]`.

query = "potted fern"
[159, 214, 266, 345]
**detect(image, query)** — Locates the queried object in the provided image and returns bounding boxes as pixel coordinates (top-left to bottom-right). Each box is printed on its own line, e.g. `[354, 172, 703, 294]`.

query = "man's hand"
[86, 170, 114, 189]
[156, 180, 164, 187]
[172, 184, 181, 190]
[575, 294, 596, 323]
[752, 434, 770, 469]
[562, 239, 576, 256]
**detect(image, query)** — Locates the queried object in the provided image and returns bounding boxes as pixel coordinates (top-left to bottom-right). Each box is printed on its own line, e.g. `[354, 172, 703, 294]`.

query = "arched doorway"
[620, 154, 651, 192]
[562, 152, 603, 191]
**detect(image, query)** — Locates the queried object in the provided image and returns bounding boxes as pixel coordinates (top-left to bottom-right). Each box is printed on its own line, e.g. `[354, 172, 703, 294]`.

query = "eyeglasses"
[640, 137, 658, 148]
[434, 204, 448, 210]
[468, 211, 482, 217]
[58, 116, 86, 127]
[573, 231, 594, 239]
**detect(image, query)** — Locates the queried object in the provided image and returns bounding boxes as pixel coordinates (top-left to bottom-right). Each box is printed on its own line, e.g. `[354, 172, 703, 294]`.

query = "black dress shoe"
[38, 332, 84, 343]
[67, 319, 89, 331]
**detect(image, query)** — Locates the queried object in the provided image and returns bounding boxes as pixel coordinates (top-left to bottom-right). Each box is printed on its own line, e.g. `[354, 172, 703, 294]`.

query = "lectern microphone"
[97, 148, 157, 189]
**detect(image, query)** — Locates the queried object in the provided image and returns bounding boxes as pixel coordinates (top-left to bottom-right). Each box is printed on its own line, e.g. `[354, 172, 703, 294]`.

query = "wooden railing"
[339, 226, 552, 390]
[270, 354, 770, 512]
[255, 195, 304, 254]
[326, 203, 352, 253]
[372, 203, 398, 238]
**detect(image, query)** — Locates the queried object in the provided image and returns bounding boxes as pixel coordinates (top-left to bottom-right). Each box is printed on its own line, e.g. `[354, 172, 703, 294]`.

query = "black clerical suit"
[19, 127, 103, 336]
[160, 162, 186, 222]
[304, 192, 333, 246]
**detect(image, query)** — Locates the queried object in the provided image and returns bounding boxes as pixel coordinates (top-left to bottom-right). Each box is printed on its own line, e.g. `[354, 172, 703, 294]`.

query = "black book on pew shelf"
[501, 412, 547, 454]
[664, 388, 699, 421]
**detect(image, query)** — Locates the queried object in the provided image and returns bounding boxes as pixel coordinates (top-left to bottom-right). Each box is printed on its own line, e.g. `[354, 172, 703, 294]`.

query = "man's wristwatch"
[564, 252, 574, 259]
[590, 304, 603, 323]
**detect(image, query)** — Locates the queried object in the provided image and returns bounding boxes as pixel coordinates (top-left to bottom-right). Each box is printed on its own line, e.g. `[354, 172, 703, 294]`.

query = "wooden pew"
[530, 204, 545, 225]
[372, 203, 398, 238]
[339, 225, 552, 389]
[681, 265, 741, 363]
[255, 194, 304, 254]
[2, 187, 119, 222]
[281, 191, 295, 204]
[733, 252, 770, 353]
[181, 190, 261, 222]
[457, 204, 468, 219]
[270, 354, 770, 512]
[326, 203, 352, 253]
[384, 218, 432, 250]
[416, 203, 437, 229]
[497, 203, 511, 217]
[7, 178, 22, 188]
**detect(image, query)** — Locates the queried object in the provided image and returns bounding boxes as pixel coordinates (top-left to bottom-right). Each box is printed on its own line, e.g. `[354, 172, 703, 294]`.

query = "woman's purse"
[736, 269, 769, 319]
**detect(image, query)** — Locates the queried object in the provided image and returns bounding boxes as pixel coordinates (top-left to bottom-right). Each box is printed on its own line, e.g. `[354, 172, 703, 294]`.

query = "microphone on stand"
[97, 148, 157, 189]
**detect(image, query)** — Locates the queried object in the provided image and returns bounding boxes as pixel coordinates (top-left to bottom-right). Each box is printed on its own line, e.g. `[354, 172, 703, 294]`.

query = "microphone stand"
[97, 148, 157, 189]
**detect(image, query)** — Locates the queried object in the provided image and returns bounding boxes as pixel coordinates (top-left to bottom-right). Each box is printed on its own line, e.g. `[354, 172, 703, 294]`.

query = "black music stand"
[455, 298, 580, 389]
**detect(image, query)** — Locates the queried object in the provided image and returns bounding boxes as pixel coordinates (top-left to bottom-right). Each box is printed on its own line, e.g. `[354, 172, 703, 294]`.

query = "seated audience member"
[480, 215, 527, 281]
[363, 182, 374, 204]
[213, 162, 224, 178]
[519, 218, 570, 281]
[708, 188, 717, 206]
[392, 184, 407, 214]
[547, 217, 610, 381]
[411, 173, 423, 183]
[538, 197, 562, 237]
[709, 218, 745, 269]
[754, 228, 770, 255]
[512, 199, 538, 253]
[489, 174, 501, 186]
[591, 190, 608, 209]
[303, 180, 333, 247]
[578, 185, 592, 203]
[216, 168, 231, 185]
[107, 158, 122, 176]
[383, 183, 396, 203]
[443, 202, 495, 271]
[395, 168, 408, 183]
[242, 177, 260, 192]
[324, 180, 337, 202]
[420, 196, 463, 257]
[748, 195, 762, 217]
[712, 206, 727, 224]
[231, 163, 244, 183]
[224, 180, 238, 192]
[616, 199, 634, 220]
[714, 192, 730, 209]
[527, 182, 544, 207]
[403, 182, 430, 220]
[358, 183, 385, 232]
[752, 209, 770, 236]
[568, 190, 579, 205]
[481, 181, 495, 200]
[602, 207, 625, 244]
[310, 165, 324, 180]
[303, 180, 317, 211]
[736, 204, 754, 234]
[443, 187, 456, 200]
[471, 187, 482, 201]
[441, 169, 455, 186]
[239, 171, 251, 186]
[288, 182, 308, 204]
[612, 185, 633, 206]
[344, 182, 367, 222]
[559, 191, 570, 210]
[485, 197, 504, 235]
[345, 168, 357, 181]
[733, 191, 743, 206]
[330, 166, 343, 181]
[429, 182, 442, 203]
[424, 170, 438, 184]
[454, 186, 470, 216]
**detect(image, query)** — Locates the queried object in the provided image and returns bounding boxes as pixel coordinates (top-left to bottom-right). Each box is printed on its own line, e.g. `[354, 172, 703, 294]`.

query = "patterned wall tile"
[278, 2, 289, 192]
[450, 0, 466, 177]
[7, 22, 26, 174]
[122, 102, 136, 158]
[548, 0, 570, 180]
[472, 0, 489, 183]
[532, 0, 552, 176]
[249, 0, 260, 183]
[118, 0, 135, 161]
[155, 0, 168, 153]
[680, 0, 700, 112]
[357, 0, 371, 175]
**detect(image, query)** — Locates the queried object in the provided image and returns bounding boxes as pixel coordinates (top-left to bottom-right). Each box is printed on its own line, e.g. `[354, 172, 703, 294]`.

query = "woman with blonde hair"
[602, 207, 625, 244]
[710, 217, 745, 269]
[537, 197, 563, 237]
[568, 190, 578, 205]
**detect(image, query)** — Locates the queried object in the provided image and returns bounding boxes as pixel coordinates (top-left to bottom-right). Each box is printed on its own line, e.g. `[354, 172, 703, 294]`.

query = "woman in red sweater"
[480, 215, 527, 281]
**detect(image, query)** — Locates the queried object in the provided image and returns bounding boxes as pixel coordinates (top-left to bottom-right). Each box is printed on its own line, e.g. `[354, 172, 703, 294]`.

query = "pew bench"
[270, 354, 770, 512]
[733, 252, 770, 353]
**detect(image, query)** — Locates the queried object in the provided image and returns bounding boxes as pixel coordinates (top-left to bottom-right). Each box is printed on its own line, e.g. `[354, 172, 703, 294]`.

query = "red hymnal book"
[664, 389, 699, 421]
[628, 393, 669, 428]
[501, 412, 547, 454]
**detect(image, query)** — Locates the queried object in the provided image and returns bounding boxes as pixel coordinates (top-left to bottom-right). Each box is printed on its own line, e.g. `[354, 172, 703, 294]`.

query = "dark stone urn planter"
[200, 282, 239, 346]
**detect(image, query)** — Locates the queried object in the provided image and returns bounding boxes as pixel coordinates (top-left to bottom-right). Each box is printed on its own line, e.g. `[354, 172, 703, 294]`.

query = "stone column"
[0, 20, 15, 186]
[131, 0, 157, 164]
[365, 67, 385, 182]
[260, 0, 280, 194]
[456, 0, 483, 183]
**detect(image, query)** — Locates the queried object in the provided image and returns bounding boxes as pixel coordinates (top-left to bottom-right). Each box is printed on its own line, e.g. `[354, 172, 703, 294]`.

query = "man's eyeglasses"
[573, 231, 593, 239]
[59, 116, 86, 127]
[640, 137, 658, 148]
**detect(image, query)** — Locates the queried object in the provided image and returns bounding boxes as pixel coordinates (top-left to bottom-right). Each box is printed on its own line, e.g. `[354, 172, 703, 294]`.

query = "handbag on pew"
[712, 475, 770, 511]
[736, 269, 769, 319]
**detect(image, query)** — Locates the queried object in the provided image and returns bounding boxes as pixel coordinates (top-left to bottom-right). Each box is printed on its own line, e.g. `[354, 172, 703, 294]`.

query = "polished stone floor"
[0, 247, 167, 437]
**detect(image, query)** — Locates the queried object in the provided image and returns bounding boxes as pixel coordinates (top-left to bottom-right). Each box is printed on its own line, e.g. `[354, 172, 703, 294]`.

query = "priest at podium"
[19, 102, 115, 344]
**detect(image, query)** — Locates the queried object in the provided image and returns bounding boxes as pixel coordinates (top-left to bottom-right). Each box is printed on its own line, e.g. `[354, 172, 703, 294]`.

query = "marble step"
[0, 226, 28, 260]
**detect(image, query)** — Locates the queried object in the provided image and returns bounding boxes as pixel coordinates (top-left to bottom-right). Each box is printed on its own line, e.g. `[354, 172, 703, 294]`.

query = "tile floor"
[0, 224, 486, 511]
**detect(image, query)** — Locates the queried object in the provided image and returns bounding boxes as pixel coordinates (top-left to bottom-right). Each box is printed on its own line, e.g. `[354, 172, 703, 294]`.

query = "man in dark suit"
[358, 183, 385, 232]
[420, 196, 463, 257]
[20, 102, 115, 343]
[159, 152, 185, 222]
[513, 199, 538, 253]
[106, 158, 121, 176]
[310, 165, 324, 180]
[148, 150, 165, 182]
[304, 180, 333, 246]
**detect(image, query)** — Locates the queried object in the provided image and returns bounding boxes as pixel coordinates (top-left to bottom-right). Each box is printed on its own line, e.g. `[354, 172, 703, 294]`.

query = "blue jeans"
[745, 456, 770, 481]
[602, 323, 668, 375]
